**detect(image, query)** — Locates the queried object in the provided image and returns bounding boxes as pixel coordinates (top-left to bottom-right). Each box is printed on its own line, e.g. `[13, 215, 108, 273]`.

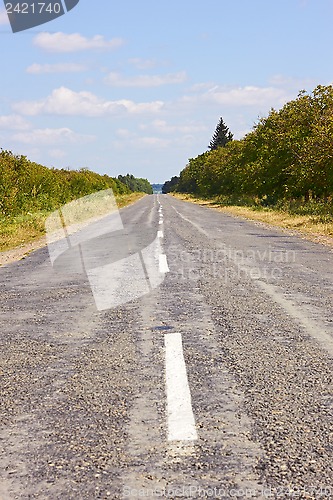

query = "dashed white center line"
[159, 254, 169, 273]
[164, 332, 198, 441]
[156, 209, 196, 442]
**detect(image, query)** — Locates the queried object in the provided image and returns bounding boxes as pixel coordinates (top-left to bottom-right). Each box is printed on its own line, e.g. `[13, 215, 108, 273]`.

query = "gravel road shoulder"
[0, 237, 47, 267]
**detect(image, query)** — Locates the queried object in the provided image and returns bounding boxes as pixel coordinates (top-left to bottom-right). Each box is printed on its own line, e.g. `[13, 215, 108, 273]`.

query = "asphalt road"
[0, 194, 332, 499]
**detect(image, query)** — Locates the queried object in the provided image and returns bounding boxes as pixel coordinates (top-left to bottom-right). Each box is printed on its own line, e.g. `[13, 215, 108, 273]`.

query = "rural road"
[0, 194, 332, 499]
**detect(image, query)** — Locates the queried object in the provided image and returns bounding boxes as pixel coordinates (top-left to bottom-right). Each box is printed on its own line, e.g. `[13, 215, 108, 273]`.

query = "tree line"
[0, 149, 152, 217]
[163, 85, 333, 209]
[117, 174, 153, 194]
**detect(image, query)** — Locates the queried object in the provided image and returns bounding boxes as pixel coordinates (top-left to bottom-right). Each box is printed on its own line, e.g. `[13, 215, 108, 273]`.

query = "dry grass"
[0, 192, 146, 253]
[0, 212, 47, 252]
[115, 192, 146, 208]
[172, 193, 333, 248]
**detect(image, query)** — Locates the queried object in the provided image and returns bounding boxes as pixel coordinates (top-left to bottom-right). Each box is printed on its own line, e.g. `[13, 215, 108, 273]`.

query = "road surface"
[0, 194, 332, 499]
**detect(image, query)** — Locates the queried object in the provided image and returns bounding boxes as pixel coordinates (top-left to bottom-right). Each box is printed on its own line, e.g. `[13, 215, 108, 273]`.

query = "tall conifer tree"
[208, 117, 233, 150]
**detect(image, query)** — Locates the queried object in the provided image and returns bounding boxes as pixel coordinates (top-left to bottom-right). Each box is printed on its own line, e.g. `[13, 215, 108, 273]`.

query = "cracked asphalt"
[0, 194, 332, 499]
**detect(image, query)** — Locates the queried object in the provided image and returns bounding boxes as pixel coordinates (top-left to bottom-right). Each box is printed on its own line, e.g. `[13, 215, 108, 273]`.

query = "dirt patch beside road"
[0, 236, 47, 267]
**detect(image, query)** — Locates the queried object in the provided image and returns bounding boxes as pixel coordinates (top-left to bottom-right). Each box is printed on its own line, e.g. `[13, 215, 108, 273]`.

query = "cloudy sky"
[0, 0, 332, 183]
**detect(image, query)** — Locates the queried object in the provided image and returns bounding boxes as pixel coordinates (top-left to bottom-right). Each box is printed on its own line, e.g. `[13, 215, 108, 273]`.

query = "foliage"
[118, 174, 153, 194]
[166, 85, 333, 209]
[0, 150, 152, 217]
[162, 176, 179, 193]
[208, 116, 233, 151]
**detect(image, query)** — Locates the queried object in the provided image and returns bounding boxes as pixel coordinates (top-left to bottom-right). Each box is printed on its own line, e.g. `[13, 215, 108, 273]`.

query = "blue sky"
[0, 0, 332, 183]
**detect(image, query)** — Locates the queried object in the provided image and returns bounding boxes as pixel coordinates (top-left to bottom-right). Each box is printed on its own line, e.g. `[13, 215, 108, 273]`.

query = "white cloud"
[104, 71, 187, 87]
[188, 82, 216, 92]
[113, 131, 170, 149]
[149, 119, 207, 134]
[137, 137, 170, 148]
[114, 129, 202, 150]
[12, 127, 95, 145]
[212, 86, 288, 106]
[120, 99, 164, 114]
[0, 9, 9, 25]
[268, 74, 318, 91]
[0, 114, 31, 130]
[49, 149, 67, 159]
[33, 32, 125, 53]
[128, 58, 157, 70]
[27, 63, 87, 74]
[114, 136, 170, 149]
[182, 84, 290, 108]
[115, 128, 133, 138]
[13, 87, 164, 117]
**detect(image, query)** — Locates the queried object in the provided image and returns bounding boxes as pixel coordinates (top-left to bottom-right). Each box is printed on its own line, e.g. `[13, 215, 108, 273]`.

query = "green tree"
[117, 174, 153, 194]
[0, 149, 135, 216]
[171, 84, 333, 205]
[162, 176, 179, 193]
[208, 117, 233, 151]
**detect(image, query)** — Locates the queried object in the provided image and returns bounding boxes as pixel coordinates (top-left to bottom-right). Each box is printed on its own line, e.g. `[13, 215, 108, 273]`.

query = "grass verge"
[0, 192, 146, 254]
[172, 193, 333, 247]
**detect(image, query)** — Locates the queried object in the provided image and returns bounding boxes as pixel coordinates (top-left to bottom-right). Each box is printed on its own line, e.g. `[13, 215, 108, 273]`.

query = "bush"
[0, 150, 152, 217]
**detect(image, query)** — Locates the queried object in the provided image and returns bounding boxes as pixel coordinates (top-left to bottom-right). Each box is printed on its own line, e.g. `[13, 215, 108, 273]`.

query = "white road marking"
[165, 332, 198, 441]
[171, 205, 210, 238]
[159, 254, 169, 273]
[159, 220, 163, 225]
[158, 230, 164, 238]
[257, 281, 333, 356]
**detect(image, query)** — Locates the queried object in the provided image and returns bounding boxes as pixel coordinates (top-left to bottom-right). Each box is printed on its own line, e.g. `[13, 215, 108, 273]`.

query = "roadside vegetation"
[163, 85, 333, 237]
[117, 174, 153, 194]
[0, 150, 152, 251]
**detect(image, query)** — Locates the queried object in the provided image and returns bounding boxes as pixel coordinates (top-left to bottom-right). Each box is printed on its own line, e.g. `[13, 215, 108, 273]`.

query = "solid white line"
[158, 230, 164, 238]
[159, 254, 169, 273]
[165, 333, 198, 441]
